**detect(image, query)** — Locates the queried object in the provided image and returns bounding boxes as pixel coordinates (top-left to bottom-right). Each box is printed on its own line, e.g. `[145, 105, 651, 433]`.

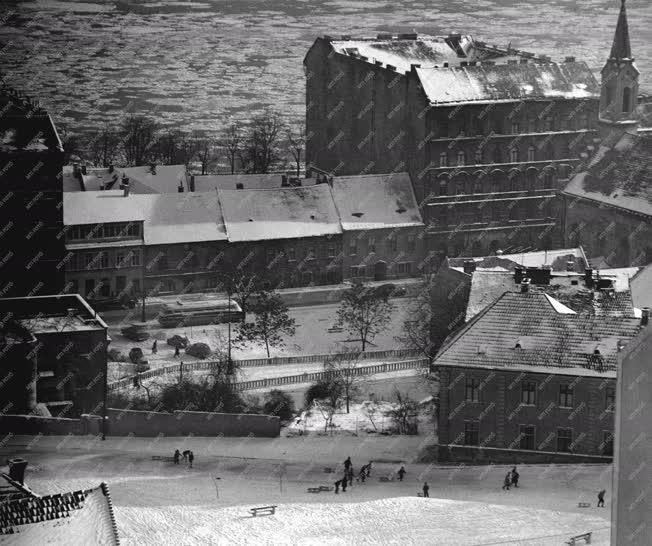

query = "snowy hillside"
[116, 497, 609, 545]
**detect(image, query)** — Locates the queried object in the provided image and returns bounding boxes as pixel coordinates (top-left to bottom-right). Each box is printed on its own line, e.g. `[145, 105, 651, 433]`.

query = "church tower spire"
[599, 0, 639, 141]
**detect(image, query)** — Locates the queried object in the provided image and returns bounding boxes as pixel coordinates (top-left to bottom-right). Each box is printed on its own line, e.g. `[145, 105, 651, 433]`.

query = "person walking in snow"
[422, 482, 429, 498]
[358, 466, 367, 483]
[174, 345, 180, 358]
[597, 489, 606, 507]
[511, 467, 519, 488]
[502, 472, 512, 490]
[182, 450, 191, 462]
[347, 467, 355, 486]
[341, 475, 348, 492]
[188, 451, 194, 468]
[397, 466, 406, 481]
[334, 479, 341, 494]
[152, 340, 157, 354]
[173, 449, 180, 464]
[344, 457, 352, 471]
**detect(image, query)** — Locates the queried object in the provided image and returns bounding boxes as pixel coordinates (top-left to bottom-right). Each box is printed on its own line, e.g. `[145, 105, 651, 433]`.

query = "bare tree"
[218, 265, 261, 323]
[286, 124, 306, 178]
[361, 399, 380, 431]
[311, 378, 343, 433]
[222, 122, 242, 174]
[336, 282, 393, 351]
[120, 114, 158, 166]
[193, 131, 218, 175]
[86, 129, 121, 167]
[152, 130, 197, 166]
[385, 388, 419, 435]
[324, 345, 366, 413]
[240, 109, 286, 174]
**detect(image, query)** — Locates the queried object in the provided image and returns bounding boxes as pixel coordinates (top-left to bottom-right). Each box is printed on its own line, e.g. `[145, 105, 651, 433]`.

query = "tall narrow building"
[598, 0, 639, 141]
[0, 86, 65, 297]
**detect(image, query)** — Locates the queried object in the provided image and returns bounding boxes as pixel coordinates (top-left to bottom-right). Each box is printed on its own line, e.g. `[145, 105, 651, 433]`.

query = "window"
[605, 386, 615, 412]
[602, 431, 614, 456]
[69, 279, 78, 294]
[397, 262, 412, 275]
[439, 152, 448, 167]
[527, 145, 536, 162]
[527, 118, 536, 133]
[457, 150, 466, 166]
[407, 234, 416, 252]
[521, 381, 537, 405]
[307, 247, 315, 260]
[519, 425, 535, 450]
[84, 253, 94, 269]
[287, 247, 296, 261]
[544, 116, 553, 131]
[559, 384, 574, 408]
[473, 180, 483, 194]
[511, 121, 520, 134]
[266, 248, 276, 264]
[545, 143, 554, 160]
[158, 254, 168, 271]
[623, 87, 632, 113]
[116, 251, 125, 269]
[509, 147, 519, 163]
[99, 252, 108, 269]
[368, 238, 376, 253]
[492, 147, 502, 164]
[557, 428, 573, 452]
[349, 241, 357, 256]
[328, 246, 335, 258]
[465, 377, 480, 402]
[474, 149, 483, 164]
[349, 266, 362, 278]
[129, 249, 141, 267]
[464, 420, 480, 446]
[439, 179, 448, 196]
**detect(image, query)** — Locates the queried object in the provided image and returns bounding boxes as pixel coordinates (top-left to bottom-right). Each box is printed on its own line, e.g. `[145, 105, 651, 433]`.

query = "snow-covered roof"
[218, 185, 342, 242]
[63, 191, 227, 245]
[416, 61, 599, 105]
[631, 263, 652, 311]
[448, 248, 588, 273]
[330, 173, 424, 231]
[63, 164, 189, 194]
[194, 173, 319, 192]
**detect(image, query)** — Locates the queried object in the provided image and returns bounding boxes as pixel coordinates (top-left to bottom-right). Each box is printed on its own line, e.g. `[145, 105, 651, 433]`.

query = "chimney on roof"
[8, 458, 28, 485]
[411, 63, 421, 71]
[461, 61, 468, 67]
[177, 183, 184, 193]
[527, 266, 551, 285]
[123, 182, 130, 197]
[236, 183, 244, 190]
[149, 163, 157, 175]
[463, 260, 476, 274]
[584, 268, 594, 289]
[514, 266, 526, 284]
[642, 308, 650, 326]
[443, 62, 449, 68]
[189, 175, 195, 192]
[73, 162, 81, 179]
[564, 56, 576, 63]
[386, 64, 396, 71]
[520, 278, 531, 293]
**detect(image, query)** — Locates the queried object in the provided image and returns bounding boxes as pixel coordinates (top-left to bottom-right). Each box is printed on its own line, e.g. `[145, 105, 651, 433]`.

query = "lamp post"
[140, 241, 146, 323]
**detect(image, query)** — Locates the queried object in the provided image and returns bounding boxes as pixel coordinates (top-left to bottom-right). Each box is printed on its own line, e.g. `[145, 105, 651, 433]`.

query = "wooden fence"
[107, 348, 423, 391]
[108, 354, 428, 393]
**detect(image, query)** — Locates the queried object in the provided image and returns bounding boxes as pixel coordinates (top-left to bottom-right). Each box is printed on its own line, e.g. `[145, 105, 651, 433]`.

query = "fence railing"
[107, 348, 424, 392]
[108, 354, 428, 392]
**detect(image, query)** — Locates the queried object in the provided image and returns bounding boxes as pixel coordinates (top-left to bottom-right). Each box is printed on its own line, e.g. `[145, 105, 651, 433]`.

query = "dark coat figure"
[334, 480, 341, 494]
[341, 475, 347, 492]
[152, 340, 158, 354]
[174, 345, 180, 357]
[344, 457, 352, 471]
[597, 489, 606, 507]
[173, 449, 180, 464]
[188, 451, 194, 468]
[502, 472, 511, 490]
[397, 466, 406, 481]
[182, 450, 191, 462]
[346, 467, 354, 486]
[511, 467, 519, 487]
[422, 482, 429, 498]
[359, 466, 366, 483]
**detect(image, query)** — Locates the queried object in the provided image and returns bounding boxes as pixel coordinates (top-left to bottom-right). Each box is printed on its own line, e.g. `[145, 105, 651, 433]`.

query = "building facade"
[0, 87, 65, 297]
[433, 291, 643, 462]
[305, 33, 601, 258]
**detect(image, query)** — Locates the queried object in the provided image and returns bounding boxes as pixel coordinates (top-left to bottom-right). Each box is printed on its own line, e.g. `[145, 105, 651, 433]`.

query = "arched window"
[457, 150, 466, 166]
[543, 169, 555, 188]
[490, 170, 503, 193]
[473, 179, 483, 194]
[493, 147, 502, 164]
[510, 174, 519, 192]
[623, 87, 632, 113]
[438, 176, 449, 196]
[439, 152, 448, 167]
[511, 121, 520, 134]
[474, 148, 483, 164]
[526, 168, 538, 191]
[527, 145, 536, 162]
[510, 147, 519, 163]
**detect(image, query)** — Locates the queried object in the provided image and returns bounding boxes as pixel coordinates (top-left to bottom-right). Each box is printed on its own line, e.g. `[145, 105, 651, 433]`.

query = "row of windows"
[267, 245, 338, 263]
[433, 169, 557, 197]
[436, 111, 593, 139]
[464, 378, 615, 411]
[438, 143, 568, 168]
[463, 420, 613, 455]
[431, 202, 554, 227]
[349, 235, 417, 256]
[65, 249, 142, 271]
[67, 276, 140, 299]
[66, 222, 141, 242]
[349, 262, 412, 278]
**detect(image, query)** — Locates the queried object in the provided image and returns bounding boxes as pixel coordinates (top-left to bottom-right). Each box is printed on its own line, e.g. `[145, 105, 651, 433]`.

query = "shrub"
[107, 391, 156, 411]
[186, 342, 211, 359]
[128, 347, 145, 364]
[304, 380, 334, 408]
[263, 389, 295, 421]
[167, 335, 189, 349]
[159, 377, 246, 414]
[108, 348, 126, 362]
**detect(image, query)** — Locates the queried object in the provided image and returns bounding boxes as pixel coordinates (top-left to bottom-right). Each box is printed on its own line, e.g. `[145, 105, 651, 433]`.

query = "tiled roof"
[0, 474, 36, 504]
[416, 61, 599, 105]
[563, 133, 652, 217]
[465, 269, 637, 321]
[435, 292, 642, 374]
[0, 482, 119, 544]
[330, 173, 424, 230]
[219, 185, 342, 242]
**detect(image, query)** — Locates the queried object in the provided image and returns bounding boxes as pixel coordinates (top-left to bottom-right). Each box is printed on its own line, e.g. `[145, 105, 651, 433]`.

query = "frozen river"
[1, 0, 650, 136]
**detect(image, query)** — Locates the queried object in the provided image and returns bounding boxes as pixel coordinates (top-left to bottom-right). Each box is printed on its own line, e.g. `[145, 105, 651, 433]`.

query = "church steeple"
[609, 0, 632, 60]
[599, 0, 639, 140]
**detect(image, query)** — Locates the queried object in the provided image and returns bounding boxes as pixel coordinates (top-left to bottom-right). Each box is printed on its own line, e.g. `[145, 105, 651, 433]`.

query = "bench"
[566, 532, 592, 545]
[250, 505, 277, 517]
[577, 502, 591, 508]
[307, 487, 322, 493]
[151, 456, 175, 462]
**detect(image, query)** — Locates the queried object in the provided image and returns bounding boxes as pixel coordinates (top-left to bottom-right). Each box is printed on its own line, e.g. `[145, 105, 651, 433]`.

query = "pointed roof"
[609, 0, 632, 60]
